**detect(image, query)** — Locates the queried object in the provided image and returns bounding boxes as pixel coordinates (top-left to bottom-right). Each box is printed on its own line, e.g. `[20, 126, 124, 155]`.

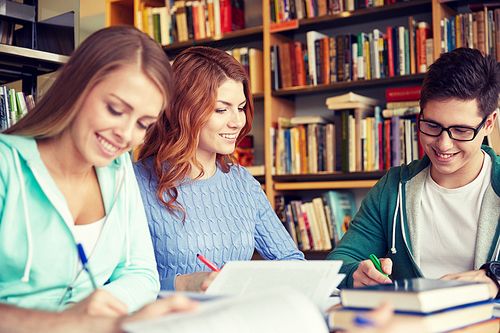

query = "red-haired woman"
[134, 46, 304, 292]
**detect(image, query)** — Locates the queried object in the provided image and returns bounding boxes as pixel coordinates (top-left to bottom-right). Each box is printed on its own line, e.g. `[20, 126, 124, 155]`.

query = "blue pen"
[77, 243, 98, 290]
[354, 315, 377, 327]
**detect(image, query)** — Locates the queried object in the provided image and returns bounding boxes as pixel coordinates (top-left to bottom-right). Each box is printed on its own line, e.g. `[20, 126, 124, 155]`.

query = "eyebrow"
[217, 100, 247, 107]
[111, 93, 133, 110]
[111, 94, 159, 120]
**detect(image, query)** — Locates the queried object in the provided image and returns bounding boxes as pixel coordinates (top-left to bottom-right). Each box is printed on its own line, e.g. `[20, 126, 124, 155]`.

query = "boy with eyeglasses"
[328, 47, 500, 299]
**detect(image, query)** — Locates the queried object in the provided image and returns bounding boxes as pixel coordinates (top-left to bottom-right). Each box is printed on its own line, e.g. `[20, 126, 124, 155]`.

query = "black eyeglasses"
[417, 112, 488, 142]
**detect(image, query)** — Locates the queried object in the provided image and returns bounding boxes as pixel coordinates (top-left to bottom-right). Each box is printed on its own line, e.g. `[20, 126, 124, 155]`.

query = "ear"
[484, 109, 498, 135]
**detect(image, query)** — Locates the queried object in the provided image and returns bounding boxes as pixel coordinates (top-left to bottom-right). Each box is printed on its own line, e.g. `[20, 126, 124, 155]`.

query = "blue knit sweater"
[133, 158, 305, 290]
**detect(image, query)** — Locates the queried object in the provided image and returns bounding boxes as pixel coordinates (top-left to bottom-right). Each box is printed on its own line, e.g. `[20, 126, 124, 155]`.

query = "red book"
[417, 21, 432, 73]
[386, 26, 395, 77]
[294, 42, 306, 86]
[220, 0, 232, 33]
[386, 86, 422, 102]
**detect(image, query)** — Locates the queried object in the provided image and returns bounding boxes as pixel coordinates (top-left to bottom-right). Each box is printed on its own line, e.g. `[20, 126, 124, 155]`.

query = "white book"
[205, 261, 344, 312]
[303, 202, 323, 250]
[306, 30, 328, 86]
[312, 197, 332, 251]
[159, 6, 171, 45]
[372, 29, 382, 79]
[213, 0, 221, 36]
[125, 288, 331, 333]
[398, 26, 406, 76]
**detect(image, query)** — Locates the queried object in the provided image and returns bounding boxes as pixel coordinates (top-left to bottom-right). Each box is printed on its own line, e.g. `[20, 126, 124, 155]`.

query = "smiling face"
[196, 79, 247, 166]
[68, 65, 164, 168]
[419, 98, 496, 188]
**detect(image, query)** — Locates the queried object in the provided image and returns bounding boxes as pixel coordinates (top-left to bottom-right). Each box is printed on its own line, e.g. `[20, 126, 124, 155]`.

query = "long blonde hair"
[4, 26, 174, 138]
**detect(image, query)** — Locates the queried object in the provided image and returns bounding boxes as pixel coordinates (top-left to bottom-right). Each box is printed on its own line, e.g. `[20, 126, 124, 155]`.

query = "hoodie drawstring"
[123, 156, 131, 267]
[13, 148, 33, 283]
[390, 182, 403, 255]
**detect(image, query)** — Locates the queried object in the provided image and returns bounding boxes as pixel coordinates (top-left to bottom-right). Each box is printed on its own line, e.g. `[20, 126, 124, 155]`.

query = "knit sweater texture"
[134, 157, 305, 290]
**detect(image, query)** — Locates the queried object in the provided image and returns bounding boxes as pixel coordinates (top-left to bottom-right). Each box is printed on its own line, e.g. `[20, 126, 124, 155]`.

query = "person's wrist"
[480, 262, 500, 299]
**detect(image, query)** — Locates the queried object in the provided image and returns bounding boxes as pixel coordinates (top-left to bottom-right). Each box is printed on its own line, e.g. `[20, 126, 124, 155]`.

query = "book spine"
[386, 26, 394, 77]
[385, 86, 422, 102]
[329, 36, 337, 83]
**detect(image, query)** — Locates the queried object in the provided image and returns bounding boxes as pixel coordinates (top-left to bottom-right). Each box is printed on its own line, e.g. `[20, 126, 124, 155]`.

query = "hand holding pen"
[352, 254, 392, 288]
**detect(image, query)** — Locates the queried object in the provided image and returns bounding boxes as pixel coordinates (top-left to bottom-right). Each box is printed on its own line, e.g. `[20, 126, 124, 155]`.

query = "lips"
[220, 133, 237, 139]
[434, 148, 459, 159]
[97, 134, 119, 154]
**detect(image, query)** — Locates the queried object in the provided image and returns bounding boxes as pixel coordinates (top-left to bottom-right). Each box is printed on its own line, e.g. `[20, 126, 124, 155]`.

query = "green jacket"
[328, 145, 500, 288]
[0, 134, 160, 312]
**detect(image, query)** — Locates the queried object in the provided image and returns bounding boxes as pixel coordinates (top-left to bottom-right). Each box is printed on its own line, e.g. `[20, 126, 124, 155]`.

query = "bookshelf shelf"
[296, 0, 433, 31]
[163, 25, 263, 51]
[272, 73, 426, 97]
[274, 179, 378, 191]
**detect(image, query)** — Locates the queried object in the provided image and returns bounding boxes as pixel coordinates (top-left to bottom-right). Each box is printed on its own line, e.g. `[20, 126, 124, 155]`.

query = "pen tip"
[197, 254, 200, 257]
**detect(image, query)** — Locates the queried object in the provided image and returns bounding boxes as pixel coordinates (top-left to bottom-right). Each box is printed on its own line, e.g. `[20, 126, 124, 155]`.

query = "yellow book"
[248, 48, 264, 94]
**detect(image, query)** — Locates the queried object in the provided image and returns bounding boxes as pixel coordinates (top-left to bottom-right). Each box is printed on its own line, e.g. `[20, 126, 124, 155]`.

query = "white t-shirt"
[73, 217, 105, 269]
[419, 151, 492, 279]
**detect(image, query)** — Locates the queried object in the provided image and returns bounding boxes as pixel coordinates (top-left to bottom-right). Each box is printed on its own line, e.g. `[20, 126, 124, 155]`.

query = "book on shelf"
[205, 260, 345, 312]
[326, 92, 380, 106]
[0, 87, 33, 131]
[382, 105, 421, 118]
[125, 287, 332, 333]
[326, 101, 375, 111]
[290, 115, 332, 125]
[307, 31, 329, 86]
[137, 0, 245, 46]
[323, 190, 357, 242]
[340, 278, 491, 313]
[385, 86, 421, 103]
[248, 48, 264, 94]
[329, 301, 496, 333]
[386, 100, 420, 109]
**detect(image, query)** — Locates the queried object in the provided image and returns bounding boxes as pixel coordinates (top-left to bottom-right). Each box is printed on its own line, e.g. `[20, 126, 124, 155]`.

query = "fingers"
[125, 294, 199, 323]
[200, 272, 218, 292]
[353, 259, 392, 288]
[65, 289, 128, 317]
[379, 258, 393, 276]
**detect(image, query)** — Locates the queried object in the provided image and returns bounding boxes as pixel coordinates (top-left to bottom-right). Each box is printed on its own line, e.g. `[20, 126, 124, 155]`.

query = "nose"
[114, 118, 135, 145]
[435, 129, 454, 151]
[228, 109, 246, 129]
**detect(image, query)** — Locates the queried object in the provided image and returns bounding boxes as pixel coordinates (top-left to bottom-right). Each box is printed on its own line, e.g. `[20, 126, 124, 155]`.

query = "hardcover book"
[340, 278, 491, 313]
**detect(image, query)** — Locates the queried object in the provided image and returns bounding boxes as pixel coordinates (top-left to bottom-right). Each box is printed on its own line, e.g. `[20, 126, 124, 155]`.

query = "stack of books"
[330, 278, 496, 332]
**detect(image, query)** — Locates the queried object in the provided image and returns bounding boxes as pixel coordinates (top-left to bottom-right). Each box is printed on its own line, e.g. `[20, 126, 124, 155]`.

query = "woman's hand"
[174, 271, 219, 292]
[63, 289, 128, 317]
[352, 258, 393, 288]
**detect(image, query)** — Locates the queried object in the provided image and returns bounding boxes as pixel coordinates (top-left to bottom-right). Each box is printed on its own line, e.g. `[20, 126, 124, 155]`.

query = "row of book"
[271, 0, 409, 25]
[0, 87, 34, 131]
[271, 17, 432, 90]
[440, 4, 500, 60]
[138, 0, 244, 46]
[275, 190, 357, 251]
[226, 47, 264, 94]
[271, 89, 424, 175]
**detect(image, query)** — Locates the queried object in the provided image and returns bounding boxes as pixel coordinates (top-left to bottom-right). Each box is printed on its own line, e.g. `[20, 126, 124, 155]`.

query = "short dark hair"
[420, 47, 500, 117]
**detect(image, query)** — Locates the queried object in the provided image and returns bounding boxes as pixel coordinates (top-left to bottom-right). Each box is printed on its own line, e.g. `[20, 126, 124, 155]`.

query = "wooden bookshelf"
[105, 0, 497, 212]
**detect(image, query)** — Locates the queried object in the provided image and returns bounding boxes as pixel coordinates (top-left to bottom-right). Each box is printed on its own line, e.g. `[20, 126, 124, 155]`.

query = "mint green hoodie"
[328, 146, 500, 288]
[0, 134, 160, 312]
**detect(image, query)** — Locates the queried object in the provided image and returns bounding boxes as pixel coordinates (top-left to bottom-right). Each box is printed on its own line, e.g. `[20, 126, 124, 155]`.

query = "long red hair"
[137, 46, 254, 219]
